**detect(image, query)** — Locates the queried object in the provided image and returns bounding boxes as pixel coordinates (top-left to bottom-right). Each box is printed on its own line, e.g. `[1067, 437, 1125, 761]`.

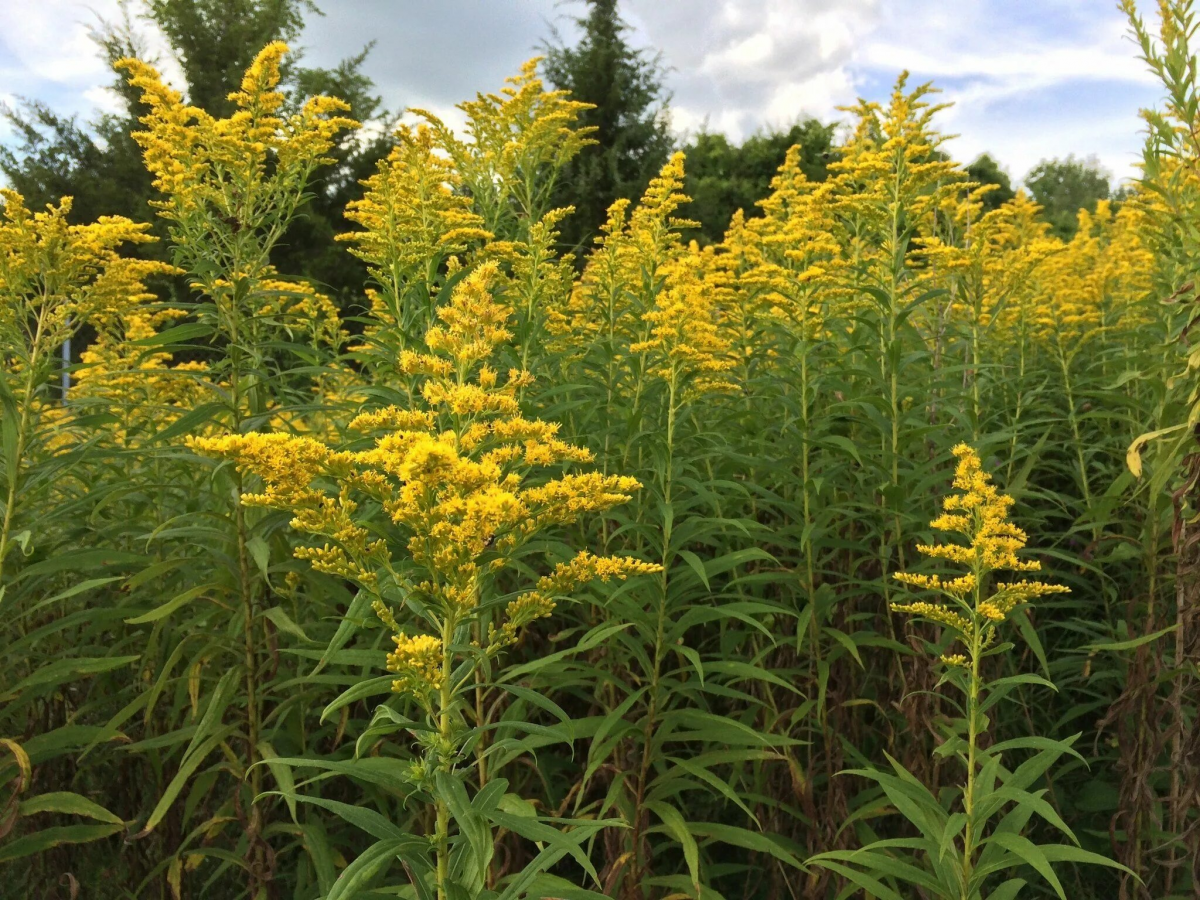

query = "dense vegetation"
[2, 2, 1200, 899]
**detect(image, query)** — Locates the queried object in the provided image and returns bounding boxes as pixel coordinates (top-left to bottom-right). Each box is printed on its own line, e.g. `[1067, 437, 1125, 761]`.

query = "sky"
[0, 0, 1167, 184]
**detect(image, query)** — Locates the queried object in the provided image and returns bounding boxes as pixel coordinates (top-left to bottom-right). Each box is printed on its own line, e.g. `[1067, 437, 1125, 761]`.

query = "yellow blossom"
[386, 634, 445, 696]
[192, 261, 658, 701]
[893, 444, 1069, 660]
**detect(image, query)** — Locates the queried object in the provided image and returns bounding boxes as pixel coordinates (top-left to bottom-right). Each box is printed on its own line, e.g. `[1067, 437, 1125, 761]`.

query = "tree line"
[1, 0, 1115, 291]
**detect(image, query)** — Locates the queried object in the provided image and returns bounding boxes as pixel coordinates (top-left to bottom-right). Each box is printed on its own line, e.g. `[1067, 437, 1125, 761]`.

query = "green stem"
[0, 308, 48, 595]
[962, 613, 981, 899]
[435, 613, 456, 900]
[630, 378, 677, 896]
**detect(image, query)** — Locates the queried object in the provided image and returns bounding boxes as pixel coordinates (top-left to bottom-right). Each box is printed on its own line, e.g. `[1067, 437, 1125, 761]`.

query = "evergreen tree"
[683, 120, 836, 244]
[543, 0, 673, 252]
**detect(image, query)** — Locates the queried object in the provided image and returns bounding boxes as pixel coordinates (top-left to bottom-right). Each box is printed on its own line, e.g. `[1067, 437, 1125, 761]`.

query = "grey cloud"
[297, 0, 574, 115]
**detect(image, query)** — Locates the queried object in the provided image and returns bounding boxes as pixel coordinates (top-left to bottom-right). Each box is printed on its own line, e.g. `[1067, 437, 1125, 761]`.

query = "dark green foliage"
[966, 152, 1016, 212]
[683, 120, 836, 243]
[0, 102, 157, 242]
[542, 0, 674, 252]
[1025, 155, 1111, 239]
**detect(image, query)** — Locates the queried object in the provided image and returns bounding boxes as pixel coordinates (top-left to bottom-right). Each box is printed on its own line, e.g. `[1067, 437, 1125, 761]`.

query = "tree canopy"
[683, 120, 836, 244]
[1023, 154, 1111, 239]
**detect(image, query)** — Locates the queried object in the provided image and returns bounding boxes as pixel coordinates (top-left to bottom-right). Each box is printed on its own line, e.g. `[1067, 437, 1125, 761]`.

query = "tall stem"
[0, 309, 48, 595]
[630, 378, 677, 896]
[961, 587, 982, 900]
[435, 613, 456, 900]
[234, 482, 263, 824]
[1058, 342, 1095, 539]
[226, 281, 266, 889]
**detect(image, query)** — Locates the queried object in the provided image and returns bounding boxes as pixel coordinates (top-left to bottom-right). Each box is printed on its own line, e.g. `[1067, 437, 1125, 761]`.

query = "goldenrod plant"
[419, 58, 596, 240]
[809, 444, 1128, 899]
[195, 261, 658, 899]
[1, 34, 1192, 900]
[110, 42, 357, 896]
[1120, 1, 1200, 893]
[0, 190, 173, 869]
[0, 192, 172, 587]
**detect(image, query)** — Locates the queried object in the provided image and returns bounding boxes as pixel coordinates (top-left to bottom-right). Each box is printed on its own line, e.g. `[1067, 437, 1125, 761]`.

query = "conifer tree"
[543, 0, 673, 252]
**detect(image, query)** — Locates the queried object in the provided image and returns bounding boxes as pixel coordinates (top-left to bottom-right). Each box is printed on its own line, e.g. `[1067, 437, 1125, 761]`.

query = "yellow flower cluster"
[918, 190, 1059, 339]
[545, 151, 742, 415]
[892, 444, 1069, 655]
[118, 43, 356, 232]
[738, 147, 846, 343]
[117, 43, 357, 318]
[193, 261, 657, 699]
[1026, 199, 1154, 347]
[492, 550, 661, 649]
[0, 190, 176, 407]
[255, 274, 345, 351]
[832, 75, 964, 263]
[419, 57, 596, 233]
[549, 154, 695, 352]
[631, 251, 738, 396]
[340, 125, 491, 352]
[386, 633, 444, 697]
[71, 307, 207, 447]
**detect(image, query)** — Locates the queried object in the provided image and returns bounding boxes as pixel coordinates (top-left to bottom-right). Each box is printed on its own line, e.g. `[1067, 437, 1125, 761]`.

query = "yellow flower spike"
[894, 443, 1068, 659]
[0, 189, 178, 451]
[340, 125, 491, 348]
[423, 57, 596, 233]
[117, 45, 356, 293]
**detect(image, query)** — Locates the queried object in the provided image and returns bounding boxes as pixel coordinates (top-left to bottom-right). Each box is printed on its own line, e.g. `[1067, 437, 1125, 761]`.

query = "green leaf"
[987, 833, 1065, 899]
[312, 588, 374, 676]
[805, 858, 905, 900]
[261, 605, 312, 643]
[327, 837, 411, 900]
[320, 675, 395, 724]
[3, 655, 140, 701]
[987, 879, 1026, 900]
[18, 791, 124, 825]
[0, 823, 124, 863]
[645, 801, 701, 897]
[1084, 623, 1179, 652]
[435, 771, 492, 891]
[124, 583, 216, 625]
[133, 726, 236, 838]
[690, 822, 804, 869]
[1037, 844, 1135, 877]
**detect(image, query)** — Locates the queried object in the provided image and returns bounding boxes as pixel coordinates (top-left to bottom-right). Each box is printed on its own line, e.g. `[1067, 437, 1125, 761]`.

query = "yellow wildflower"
[192, 261, 659, 701]
[386, 634, 445, 697]
[892, 444, 1069, 659]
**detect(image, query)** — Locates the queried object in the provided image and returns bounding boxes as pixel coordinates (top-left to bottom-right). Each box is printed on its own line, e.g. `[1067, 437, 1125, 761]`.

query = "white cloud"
[612, 0, 1160, 179]
[621, 0, 880, 140]
[0, 0, 180, 142]
[0, 0, 1169, 182]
